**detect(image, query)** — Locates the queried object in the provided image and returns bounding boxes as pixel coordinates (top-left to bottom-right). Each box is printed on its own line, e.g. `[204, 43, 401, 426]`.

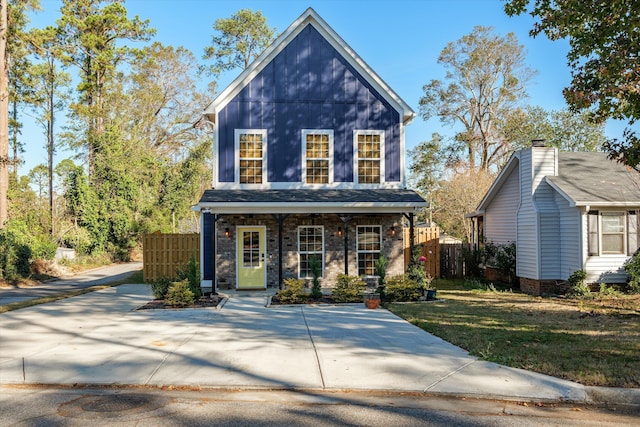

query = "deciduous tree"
[419, 26, 535, 172]
[504, 0, 640, 166]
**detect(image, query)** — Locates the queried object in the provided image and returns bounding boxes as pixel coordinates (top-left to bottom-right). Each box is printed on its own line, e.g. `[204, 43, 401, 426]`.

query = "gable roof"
[546, 152, 640, 207]
[470, 151, 520, 215]
[203, 7, 415, 125]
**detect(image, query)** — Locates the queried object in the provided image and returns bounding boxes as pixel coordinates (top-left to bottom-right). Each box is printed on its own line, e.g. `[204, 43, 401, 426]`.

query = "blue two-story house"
[195, 8, 427, 292]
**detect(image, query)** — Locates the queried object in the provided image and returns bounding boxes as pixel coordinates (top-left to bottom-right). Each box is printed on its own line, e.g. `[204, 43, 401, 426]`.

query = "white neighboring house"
[468, 142, 640, 295]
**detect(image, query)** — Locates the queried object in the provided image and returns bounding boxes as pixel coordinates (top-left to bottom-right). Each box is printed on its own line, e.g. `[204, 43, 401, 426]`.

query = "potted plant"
[364, 291, 381, 309]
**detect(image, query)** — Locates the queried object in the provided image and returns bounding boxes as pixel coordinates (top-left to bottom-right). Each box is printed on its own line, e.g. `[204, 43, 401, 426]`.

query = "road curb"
[585, 386, 640, 408]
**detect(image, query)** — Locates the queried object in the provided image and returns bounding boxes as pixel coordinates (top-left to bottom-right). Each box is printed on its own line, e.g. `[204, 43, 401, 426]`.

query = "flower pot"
[426, 289, 437, 300]
[365, 298, 380, 309]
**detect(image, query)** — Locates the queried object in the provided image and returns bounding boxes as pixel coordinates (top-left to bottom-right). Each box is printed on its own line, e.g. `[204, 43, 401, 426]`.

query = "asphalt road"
[0, 262, 142, 305]
[1, 386, 637, 427]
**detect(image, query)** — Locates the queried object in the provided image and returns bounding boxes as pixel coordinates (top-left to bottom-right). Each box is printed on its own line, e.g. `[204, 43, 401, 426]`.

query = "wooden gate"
[142, 232, 200, 282]
[403, 226, 440, 278]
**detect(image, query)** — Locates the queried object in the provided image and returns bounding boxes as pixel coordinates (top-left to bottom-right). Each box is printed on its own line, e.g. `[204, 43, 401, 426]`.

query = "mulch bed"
[137, 294, 223, 310]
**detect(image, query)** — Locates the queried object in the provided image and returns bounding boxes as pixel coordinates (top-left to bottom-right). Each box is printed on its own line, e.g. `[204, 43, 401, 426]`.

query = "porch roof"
[195, 188, 427, 214]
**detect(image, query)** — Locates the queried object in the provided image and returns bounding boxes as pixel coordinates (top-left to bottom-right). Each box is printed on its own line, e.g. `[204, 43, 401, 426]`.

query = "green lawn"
[387, 279, 640, 388]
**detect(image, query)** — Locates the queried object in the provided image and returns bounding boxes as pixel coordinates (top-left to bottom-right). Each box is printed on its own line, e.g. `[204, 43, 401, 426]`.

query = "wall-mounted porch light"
[337, 227, 343, 237]
[390, 226, 396, 237]
[224, 227, 231, 238]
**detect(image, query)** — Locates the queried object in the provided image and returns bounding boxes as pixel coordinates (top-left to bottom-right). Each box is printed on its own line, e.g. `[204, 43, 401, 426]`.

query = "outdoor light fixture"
[337, 227, 343, 237]
[225, 228, 230, 238]
[390, 226, 396, 236]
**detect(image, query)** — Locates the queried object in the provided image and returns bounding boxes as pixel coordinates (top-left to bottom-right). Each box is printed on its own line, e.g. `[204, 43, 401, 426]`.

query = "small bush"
[309, 256, 323, 299]
[597, 283, 621, 297]
[151, 277, 172, 299]
[277, 278, 308, 304]
[624, 250, 640, 294]
[331, 274, 365, 303]
[0, 229, 32, 280]
[176, 254, 201, 299]
[385, 274, 422, 302]
[165, 280, 195, 307]
[568, 269, 590, 297]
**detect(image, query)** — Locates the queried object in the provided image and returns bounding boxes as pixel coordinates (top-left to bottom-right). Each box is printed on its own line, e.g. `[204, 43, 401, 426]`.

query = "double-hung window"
[236, 130, 266, 184]
[588, 210, 640, 256]
[298, 226, 324, 278]
[357, 226, 381, 276]
[354, 130, 384, 184]
[302, 130, 333, 184]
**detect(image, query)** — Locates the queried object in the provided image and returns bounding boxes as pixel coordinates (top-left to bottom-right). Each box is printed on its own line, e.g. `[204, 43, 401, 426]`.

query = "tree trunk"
[48, 62, 54, 236]
[0, 0, 9, 228]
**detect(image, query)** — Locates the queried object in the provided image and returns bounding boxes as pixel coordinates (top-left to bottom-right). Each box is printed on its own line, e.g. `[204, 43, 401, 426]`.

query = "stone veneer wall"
[215, 213, 405, 289]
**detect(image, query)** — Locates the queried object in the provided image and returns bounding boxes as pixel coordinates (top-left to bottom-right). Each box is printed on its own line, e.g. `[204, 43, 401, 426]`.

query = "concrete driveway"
[0, 284, 592, 403]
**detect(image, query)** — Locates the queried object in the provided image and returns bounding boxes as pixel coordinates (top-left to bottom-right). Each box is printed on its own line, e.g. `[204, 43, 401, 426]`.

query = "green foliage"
[624, 250, 640, 294]
[407, 245, 427, 287]
[460, 245, 484, 278]
[176, 254, 201, 299]
[384, 275, 423, 302]
[568, 269, 591, 297]
[151, 277, 172, 299]
[331, 274, 365, 303]
[165, 280, 195, 307]
[308, 256, 322, 299]
[597, 283, 621, 298]
[0, 228, 32, 280]
[374, 254, 388, 287]
[277, 278, 308, 304]
[484, 242, 516, 282]
[203, 8, 277, 75]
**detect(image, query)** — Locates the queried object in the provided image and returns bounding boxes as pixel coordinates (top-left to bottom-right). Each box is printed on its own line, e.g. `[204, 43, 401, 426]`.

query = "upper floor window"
[302, 130, 333, 184]
[235, 130, 267, 184]
[354, 130, 384, 184]
[588, 210, 639, 256]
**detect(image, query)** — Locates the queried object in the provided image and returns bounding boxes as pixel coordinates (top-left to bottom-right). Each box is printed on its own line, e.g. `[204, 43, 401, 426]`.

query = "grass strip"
[388, 280, 640, 388]
[0, 270, 144, 314]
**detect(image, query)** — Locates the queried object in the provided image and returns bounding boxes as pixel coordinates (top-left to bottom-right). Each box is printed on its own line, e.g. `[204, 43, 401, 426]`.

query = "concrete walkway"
[1, 284, 625, 406]
[0, 262, 142, 305]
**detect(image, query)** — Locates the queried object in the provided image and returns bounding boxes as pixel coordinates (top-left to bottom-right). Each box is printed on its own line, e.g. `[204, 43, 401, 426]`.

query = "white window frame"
[356, 225, 382, 276]
[353, 130, 385, 185]
[587, 210, 640, 256]
[298, 226, 325, 279]
[302, 129, 334, 185]
[235, 129, 267, 185]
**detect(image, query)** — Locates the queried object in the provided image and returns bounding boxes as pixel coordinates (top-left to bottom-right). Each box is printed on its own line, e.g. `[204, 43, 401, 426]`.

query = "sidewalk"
[0, 284, 638, 407]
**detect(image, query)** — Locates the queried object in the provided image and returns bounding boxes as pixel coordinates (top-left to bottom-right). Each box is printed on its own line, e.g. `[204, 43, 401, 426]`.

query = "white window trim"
[302, 129, 334, 185]
[234, 129, 267, 185]
[588, 210, 634, 256]
[353, 130, 385, 185]
[298, 226, 325, 279]
[356, 225, 382, 276]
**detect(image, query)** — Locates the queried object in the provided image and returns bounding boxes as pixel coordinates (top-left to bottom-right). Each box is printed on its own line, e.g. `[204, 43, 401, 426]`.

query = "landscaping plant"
[331, 274, 365, 303]
[624, 250, 640, 294]
[165, 280, 195, 307]
[567, 269, 590, 297]
[176, 254, 201, 299]
[277, 278, 308, 304]
[308, 256, 323, 299]
[384, 274, 423, 302]
[150, 277, 172, 299]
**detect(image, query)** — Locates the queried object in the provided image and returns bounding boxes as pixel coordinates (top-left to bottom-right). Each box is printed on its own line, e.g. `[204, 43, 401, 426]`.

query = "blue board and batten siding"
[217, 25, 401, 184]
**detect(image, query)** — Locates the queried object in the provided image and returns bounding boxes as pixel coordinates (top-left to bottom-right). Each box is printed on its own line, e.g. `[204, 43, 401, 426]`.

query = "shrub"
[597, 283, 621, 297]
[309, 256, 323, 299]
[165, 280, 195, 307]
[277, 278, 308, 304]
[460, 245, 484, 278]
[331, 274, 365, 303]
[385, 274, 423, 302]
[567, 269, 590, 297]
[151, 277, 172, 299]
[176, 254, 201, 299]
[375, 254, 389, 286]
[484, 242, 516, 283]
[0, 229, 32, 280]
[624, 250, 640, 294]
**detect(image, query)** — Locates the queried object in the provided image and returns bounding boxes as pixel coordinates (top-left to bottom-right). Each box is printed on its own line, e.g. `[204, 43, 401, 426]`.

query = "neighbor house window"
[298, 226, 324, 278]
[236, 129, 266, 184]
[357, 226, 381, 276]
[587, 210, 640, 256]
[302, 130, 333, 184]
[354, 130, 384, 184]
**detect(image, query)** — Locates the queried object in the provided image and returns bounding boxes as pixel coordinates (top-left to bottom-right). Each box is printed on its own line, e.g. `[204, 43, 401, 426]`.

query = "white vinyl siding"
[516, 150, 538, 279]
[484, 164, 519, 244]
[536, 181, 561, 279]
[555, 192, 582, 280]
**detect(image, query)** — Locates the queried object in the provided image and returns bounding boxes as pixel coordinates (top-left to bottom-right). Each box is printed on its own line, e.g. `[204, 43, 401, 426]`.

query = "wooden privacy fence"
[440, 243, 471, 279]
[143, 233, 199, 282]
[403, 226, 440, 278]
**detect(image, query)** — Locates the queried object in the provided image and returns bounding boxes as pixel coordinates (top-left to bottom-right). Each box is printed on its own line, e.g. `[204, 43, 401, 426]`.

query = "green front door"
[236, 226, 266, 289]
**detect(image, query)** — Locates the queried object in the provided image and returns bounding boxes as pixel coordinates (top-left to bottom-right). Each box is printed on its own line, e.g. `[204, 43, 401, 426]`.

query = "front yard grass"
[387, 279, 640, 388]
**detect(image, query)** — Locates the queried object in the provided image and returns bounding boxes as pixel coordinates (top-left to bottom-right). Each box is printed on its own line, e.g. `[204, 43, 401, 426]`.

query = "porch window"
[587, 210, 640, 256]
[302, 130, 333, 184]
[236, 129, 266, 184]
[298, 226, 324, 278]
[357, 226, 381, 276]
[354, 130, 384, 184]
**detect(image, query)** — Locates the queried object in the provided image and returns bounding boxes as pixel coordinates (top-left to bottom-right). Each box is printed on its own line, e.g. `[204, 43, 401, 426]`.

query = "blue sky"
[21, 0, 616, 176]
